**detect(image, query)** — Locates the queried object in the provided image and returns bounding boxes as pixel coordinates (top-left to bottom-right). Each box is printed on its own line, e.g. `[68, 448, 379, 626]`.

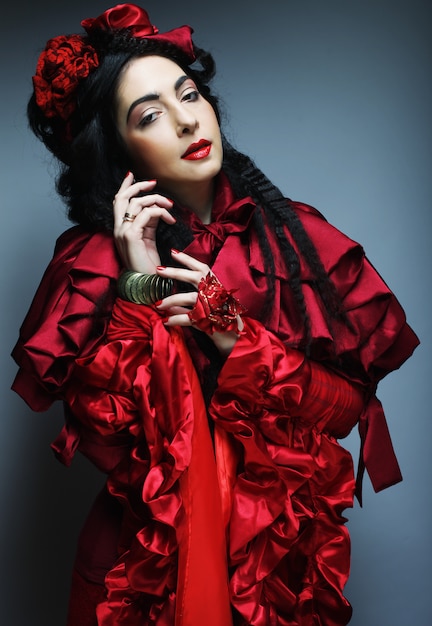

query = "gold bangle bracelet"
[117, 271, 173, 305]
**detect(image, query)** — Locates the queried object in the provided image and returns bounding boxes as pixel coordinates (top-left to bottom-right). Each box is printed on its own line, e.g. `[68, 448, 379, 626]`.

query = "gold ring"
[122, 212, 136, 222]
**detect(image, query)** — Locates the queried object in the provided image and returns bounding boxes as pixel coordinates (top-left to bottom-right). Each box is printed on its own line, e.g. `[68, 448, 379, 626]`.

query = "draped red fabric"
[65, 301, 232, 624]
[170, 330, 233, 626]
[62, 302, 366, 624]
[209, 318, 365, 624]
[181, 175, 419, 495]
[11, 173, 419, 624]
[11, 228, 121, 413]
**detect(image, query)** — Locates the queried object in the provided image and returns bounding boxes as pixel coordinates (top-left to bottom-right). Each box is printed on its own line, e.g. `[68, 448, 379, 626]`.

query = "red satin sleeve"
[212, 317, 365, 444]
[11, 227, 121, 410]
[209, 317, 365, 624]
[291, 202, 419, 383]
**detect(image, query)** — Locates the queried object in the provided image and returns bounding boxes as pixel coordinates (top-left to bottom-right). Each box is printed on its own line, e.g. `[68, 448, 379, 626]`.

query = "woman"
[11, 4, 419, 625]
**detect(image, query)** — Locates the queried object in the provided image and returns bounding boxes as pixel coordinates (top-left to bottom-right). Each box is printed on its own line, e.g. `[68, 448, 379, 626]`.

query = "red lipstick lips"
[181, 139, 212, 160]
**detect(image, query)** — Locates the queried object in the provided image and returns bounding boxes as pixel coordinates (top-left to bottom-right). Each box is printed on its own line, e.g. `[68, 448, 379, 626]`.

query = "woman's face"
[115, 55, 223, 203]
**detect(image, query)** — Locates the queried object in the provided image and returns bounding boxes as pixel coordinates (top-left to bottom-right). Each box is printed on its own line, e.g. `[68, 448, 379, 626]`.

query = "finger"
[113, 176, 170, 228]
[156, 292, 197, 310]
[163, 313, 192, 328]
[156, 265, 204, 288]
[170, 249, 211, 273]
[127, 193, 174, 214]
[116, 196, 175, 232]
[115, 205, 176, 237]
[114, 174, 157, 205]
[114, 170, 135, 195]
[164, 306, 193, 316]
[113, 174, 155, 211]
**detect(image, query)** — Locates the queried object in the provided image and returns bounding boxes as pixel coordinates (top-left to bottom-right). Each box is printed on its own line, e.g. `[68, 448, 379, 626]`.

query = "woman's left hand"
[156, 249, 243, 357]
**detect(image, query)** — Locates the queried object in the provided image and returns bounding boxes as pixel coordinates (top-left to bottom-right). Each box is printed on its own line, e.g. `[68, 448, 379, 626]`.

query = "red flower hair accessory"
[32, 4, 195, 124]
[188, 273, 247, 335]
[33, 35, 99, 121]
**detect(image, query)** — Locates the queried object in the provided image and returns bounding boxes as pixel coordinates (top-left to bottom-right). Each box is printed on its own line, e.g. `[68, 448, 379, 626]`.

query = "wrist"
[211, 329, 242, 358]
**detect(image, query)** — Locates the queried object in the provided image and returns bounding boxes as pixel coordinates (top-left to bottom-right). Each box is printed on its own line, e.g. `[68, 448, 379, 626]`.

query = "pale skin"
[112, 55, 242, 356]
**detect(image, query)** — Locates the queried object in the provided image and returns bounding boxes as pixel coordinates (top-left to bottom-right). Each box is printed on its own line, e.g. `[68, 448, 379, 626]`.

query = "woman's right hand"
[113, 172, 176, 273]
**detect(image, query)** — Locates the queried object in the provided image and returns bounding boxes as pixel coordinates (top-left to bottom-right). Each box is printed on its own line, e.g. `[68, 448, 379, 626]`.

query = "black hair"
[27, 29, 348, 350]
[28, 30, 219, 230]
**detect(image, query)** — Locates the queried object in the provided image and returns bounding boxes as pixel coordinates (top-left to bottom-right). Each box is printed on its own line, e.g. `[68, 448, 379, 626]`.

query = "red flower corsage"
[32, 35, 99, 121]
[188, 273, 247, 335]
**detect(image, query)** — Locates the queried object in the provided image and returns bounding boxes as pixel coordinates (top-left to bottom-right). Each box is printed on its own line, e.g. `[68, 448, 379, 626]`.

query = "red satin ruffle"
[208, 318, 364, 625]
[11, 227, 120, 411]
[63, 303, 366, 624]
[10, 175, 420, 624]
[65, 300, 232, 625]
[11, 182, 419, 493]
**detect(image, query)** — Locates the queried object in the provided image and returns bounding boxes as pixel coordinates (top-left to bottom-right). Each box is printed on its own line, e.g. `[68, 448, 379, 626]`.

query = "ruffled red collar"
[179, 172, 256, 266]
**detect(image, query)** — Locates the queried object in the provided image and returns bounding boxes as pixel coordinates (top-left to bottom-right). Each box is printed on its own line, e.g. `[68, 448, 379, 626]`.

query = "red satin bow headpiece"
[81, 4, 195, 60]
[33, 3, 195, 124]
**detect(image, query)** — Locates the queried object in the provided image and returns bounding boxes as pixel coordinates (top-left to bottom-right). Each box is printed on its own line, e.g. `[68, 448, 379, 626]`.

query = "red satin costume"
[12, 174, 419, 625]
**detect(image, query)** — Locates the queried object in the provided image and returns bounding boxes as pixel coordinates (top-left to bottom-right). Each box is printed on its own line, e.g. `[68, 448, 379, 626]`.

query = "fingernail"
[147, 179, 157, 184]
[156, 266, 166, 271]
[125, 171, 133, 178]
[154, 300, 163, 307]
[171, 248, 180, 255]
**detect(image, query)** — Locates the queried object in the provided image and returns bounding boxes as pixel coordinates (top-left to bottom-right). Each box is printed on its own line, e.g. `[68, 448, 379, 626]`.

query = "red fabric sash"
[170, 329, 233, 626]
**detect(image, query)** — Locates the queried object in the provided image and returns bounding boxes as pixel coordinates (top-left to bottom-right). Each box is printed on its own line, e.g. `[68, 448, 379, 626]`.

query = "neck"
[171, 180, 215, 224]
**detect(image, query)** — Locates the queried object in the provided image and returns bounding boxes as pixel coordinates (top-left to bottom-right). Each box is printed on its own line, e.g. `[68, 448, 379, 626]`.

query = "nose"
[174, 103, 198, 136]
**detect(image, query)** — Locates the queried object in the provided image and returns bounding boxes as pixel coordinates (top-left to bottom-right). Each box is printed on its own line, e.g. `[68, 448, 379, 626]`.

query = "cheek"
[206, 106, 220, 131]
[126, 137, 161, 176]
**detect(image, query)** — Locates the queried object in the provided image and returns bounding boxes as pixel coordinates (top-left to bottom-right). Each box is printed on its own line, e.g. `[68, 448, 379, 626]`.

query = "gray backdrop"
[1, 1, 430, 624]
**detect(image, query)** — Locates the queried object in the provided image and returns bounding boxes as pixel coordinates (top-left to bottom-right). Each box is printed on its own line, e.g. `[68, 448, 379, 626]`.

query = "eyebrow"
[126, 75, 190, 122]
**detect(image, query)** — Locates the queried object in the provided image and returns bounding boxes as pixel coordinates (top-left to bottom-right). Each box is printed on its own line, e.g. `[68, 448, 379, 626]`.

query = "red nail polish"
[125, 170, 133, 178]
[171, 248, 180, 255]
[156, 266, 166, 271]
[154, 300, 163, 307]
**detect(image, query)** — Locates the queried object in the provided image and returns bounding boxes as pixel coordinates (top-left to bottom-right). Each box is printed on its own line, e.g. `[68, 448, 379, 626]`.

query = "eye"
[138, 109, 161, 127]
[181, 89, 200, 103]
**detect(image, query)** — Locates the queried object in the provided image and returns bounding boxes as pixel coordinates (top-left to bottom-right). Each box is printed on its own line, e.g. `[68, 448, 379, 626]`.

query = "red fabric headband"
[33, 3, 195, 125]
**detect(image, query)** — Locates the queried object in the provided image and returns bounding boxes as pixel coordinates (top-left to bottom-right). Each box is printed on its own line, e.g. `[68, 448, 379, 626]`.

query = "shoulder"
[52, 225, 118, 269]
[34, 225, 121, 296]
[289, 200, 328, 221]
[288, 199, 365, 276]
[11, 226, 122, 409]
[20, 224, 121, 330]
